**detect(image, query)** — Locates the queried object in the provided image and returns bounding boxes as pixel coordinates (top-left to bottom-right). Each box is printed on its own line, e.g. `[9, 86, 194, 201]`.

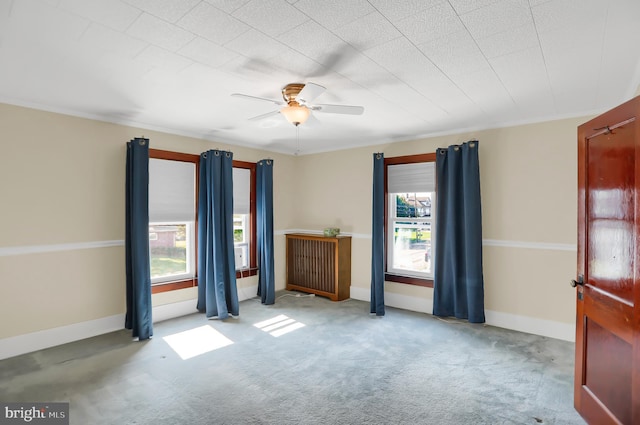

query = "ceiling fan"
[231, 82, 364, 126]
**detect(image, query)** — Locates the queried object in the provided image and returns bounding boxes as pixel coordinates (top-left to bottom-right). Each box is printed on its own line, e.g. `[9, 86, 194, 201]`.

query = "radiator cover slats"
[286, 234, 351, 301]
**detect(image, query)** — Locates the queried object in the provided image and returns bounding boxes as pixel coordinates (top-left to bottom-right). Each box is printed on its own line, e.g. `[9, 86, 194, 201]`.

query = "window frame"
[149, 149, 199, 294]
[232, 160, 257, 279]
[384, 153, 436, 288]
[149, 149, 257, 295]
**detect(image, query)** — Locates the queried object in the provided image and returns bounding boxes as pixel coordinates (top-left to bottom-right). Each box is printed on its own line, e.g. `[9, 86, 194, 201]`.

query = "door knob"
[570, 275, 584, 287]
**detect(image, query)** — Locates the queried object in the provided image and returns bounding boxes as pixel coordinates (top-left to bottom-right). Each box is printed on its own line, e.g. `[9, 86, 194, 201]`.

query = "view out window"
[149, 223, 191, 279]
[385, 153, 436, 286]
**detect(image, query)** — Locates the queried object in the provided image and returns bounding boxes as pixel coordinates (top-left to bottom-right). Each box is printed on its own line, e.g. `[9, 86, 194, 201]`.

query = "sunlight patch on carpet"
[253, 314, 306, 337]
[163, 325, 234, 360]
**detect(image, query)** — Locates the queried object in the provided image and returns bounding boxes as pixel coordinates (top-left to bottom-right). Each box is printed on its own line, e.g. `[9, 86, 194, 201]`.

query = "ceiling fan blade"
[311, 104, 364, 115]
[303, 113, 321, 128]
[309, 45, 357, 78]
[297, 82, 326, 104]
[248, 110, 281, 121]
[231, 93, 284, 106]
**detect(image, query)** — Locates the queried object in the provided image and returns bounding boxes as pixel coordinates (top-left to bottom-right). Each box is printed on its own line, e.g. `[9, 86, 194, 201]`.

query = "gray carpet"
[0, 292, 585, 425]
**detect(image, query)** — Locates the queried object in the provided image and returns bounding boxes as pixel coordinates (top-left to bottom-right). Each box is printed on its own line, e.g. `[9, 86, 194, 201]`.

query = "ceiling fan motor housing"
[232, 81, 362, 125]
[282, 83, 305, 105]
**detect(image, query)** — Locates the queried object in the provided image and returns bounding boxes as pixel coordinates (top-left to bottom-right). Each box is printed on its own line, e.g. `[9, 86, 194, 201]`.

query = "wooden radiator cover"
[285, 233, 351, 301]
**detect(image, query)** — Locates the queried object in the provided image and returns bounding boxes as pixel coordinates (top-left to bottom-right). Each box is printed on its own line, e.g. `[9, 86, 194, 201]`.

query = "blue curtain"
[433, 141, 485, 323]
[370, 153, 385, 316]
[125, 138, 153, 340]
[197, 150, 239, 319]
[256, 159, 275, 305]
[256, 159, 276, 305]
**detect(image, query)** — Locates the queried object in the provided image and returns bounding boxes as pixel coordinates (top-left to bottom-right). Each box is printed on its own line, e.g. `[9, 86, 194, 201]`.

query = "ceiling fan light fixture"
[281, 103, 310, 126]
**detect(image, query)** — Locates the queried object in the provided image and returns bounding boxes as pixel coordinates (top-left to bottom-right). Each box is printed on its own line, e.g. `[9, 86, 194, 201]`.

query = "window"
[149, 150, 199, 293]
[232, 164, 252, 271]
[385, 153, 436, 287]
[233, 161, 257, 277]
[148, 150, 257, 294]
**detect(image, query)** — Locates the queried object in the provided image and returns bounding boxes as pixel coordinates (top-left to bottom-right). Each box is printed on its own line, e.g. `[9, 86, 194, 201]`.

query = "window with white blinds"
[149, 159, 196, 223]
[386, 156, 436, 281]
[147, 151, 257, 288]
[233, 167, 250, 215]
[148, 158, 196, 283]
[233, 166, 251, 270]
[387, 162, 435, 193]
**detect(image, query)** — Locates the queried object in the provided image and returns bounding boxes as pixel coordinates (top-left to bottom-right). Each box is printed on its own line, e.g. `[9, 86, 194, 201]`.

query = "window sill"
[151, 269, 258, 294]
[151, 278, 197, 294]
[236, 268, 258, 279]
[385, 273, 433, 288]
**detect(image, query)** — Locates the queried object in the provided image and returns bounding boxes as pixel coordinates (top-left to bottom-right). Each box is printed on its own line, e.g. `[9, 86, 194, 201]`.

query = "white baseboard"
[484, 310, 575, 342]
[152, 300, 197, 323]
[153, 284, 258, 323]
[0, 285, 260, 360]
[236, 284, 259, 303]
[1, 284, 573, 360]
[0, 315, 123, 360]
[351, 286, 435, 314]
[350, 286, 575, 342]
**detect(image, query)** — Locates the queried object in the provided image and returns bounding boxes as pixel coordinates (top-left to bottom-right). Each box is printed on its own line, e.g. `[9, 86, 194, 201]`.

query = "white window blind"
[149, 159, 195, 222]
[387, 162, 435, 193]
[233, 167, 250, 214]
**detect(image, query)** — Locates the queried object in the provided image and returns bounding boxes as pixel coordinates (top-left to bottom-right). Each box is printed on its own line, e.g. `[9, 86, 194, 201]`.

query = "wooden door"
[575, 96, 640, 425]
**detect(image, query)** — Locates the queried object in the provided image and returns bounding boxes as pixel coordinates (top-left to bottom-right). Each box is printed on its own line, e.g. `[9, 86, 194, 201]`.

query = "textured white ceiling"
[1, 0, 639, 154]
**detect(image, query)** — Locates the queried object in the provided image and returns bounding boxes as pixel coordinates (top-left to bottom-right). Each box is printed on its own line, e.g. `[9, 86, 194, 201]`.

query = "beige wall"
[0, 103, 295, 339]
[0, 101, 588, 344]
[293, 117, 586, 327]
